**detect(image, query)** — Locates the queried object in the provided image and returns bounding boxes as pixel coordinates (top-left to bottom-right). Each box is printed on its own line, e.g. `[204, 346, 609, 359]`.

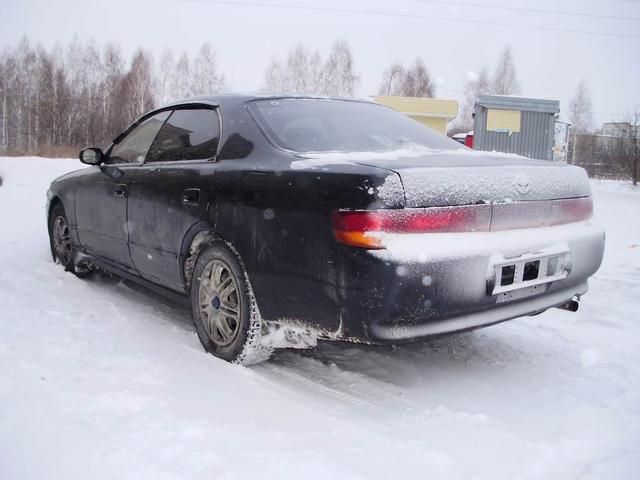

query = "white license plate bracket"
[489, 246, 572, 298]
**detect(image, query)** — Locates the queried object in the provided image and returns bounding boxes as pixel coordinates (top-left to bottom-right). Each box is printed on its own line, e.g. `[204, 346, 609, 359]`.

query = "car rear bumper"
[336, 220, 605, 343]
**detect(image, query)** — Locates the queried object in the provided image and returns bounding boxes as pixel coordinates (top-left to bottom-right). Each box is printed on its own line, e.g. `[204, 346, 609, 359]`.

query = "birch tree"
[378, 58, 435, 98]
[323, 39, 358, 97]
[102, 43, 125, 143]
[568, 80, 593, 134]
[121, 49, 155, 124]
[262, 42, 357, 96]
[156, 48, 176, 104]
[453, 67, 490, 133]
[191, 42, 226, 96]
[492, 46, 520, 95]
[263, 57, 285, 93]
[0, 37, 231, 154]
[379, 62, 405, 96]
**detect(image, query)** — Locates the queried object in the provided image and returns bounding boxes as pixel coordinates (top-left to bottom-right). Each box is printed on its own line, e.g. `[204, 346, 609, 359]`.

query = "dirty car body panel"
[47, 94, 605, 347]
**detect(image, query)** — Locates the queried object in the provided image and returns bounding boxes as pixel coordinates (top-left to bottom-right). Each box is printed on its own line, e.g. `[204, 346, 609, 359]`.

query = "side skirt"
[88, 256, 191, 308]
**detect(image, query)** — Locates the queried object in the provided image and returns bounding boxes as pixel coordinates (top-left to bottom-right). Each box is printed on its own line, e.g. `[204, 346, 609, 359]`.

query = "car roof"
[163, 93, 373, 110]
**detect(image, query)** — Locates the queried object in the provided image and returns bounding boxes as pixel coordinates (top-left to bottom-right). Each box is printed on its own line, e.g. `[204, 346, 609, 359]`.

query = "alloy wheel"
[52, 215, 72, 266]
[198, 259, 241, 346]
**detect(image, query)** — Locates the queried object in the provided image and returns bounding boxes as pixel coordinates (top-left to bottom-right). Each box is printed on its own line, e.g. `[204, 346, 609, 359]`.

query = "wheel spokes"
[215, 315, 236, 343]
[197, 258, 241, 346]
[52, 215, 71, 264]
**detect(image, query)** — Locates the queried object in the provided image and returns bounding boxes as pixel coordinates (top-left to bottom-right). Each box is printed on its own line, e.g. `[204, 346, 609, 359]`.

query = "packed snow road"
[0, 157, 638, 480]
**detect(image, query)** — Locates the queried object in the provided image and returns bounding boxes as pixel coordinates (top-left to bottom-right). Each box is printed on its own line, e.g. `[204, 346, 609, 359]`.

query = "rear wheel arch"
[180, 226, 239, 290]
[189, 238, 273, 364]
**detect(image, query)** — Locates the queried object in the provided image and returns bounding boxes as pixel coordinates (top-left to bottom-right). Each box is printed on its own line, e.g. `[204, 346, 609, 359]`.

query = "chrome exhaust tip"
[556, 299, 580, 312]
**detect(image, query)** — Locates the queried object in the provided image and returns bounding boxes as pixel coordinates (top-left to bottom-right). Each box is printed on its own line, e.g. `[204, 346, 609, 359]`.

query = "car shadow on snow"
[258, 323, 552, 397]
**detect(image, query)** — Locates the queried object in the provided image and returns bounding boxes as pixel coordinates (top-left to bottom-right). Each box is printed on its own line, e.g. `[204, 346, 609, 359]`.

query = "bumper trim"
[369, 281, 588, 342]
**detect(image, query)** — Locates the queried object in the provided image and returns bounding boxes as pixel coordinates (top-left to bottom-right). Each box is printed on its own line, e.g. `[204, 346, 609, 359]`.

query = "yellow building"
[373, 96, 458, 135]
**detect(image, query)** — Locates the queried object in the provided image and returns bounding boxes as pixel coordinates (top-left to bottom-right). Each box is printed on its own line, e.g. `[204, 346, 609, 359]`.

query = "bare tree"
[173, 52, 193, 99]
[0, 47, 8, 151]
[121, 49, 155, 124]
[453, 68, 490, 133]
[191, 42, 226, 96]
[0, 37, 192, 154]
[10, 38, 32, 150]
[378, 62, 405, 96]
[287, 44, 321, 94]
[492, 46, 520, 95]
[378, 58, 435, 97]
[568, 80, 593, 134]
[262, 44, 319, 94]
[616, 109, 640, 185]
[262, 56, 285, 93]
[262, 41, 358, 96]
[51, 43, 72, 148]
[567, 80, 594, 165]
[630, 110, 640, 185]
[102, 43, 125, 142]
[156, 47, 176, 105]
[401, 58, 435, 98]
[36, 49, 56, 148]
[323, 39, 359, 97]
[308, 50, 325, 95]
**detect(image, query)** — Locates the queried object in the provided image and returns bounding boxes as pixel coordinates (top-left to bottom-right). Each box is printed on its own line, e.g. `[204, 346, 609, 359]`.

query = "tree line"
[0, 37, 227, 155]
[0, 36, 515, 156]
[1, 36, 600, 158]
[0, 37, 367, 155]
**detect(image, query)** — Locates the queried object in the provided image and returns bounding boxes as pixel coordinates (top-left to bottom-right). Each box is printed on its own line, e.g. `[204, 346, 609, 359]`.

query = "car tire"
[48, 203, 92, 278]
[49, 204, 93, 278]
[49, 203, 75, 270]
[190, 240, 273, 365]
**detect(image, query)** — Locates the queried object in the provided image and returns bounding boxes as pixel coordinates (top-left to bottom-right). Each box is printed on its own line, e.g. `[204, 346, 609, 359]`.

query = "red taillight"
[332, 205, 492, 249]
[551, 197, 593, 225]
[332, 197, 593, 249]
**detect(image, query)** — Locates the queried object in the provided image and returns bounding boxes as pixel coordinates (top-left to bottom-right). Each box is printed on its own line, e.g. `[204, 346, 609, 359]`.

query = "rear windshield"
[247, 98, 462, 154]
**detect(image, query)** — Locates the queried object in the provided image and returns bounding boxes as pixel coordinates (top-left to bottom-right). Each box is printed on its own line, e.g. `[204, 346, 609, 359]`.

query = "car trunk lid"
[351, 151, 592, 208]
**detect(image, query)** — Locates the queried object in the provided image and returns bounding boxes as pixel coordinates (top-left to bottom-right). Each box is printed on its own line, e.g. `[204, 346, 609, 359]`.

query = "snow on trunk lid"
[395, 165, 591, 208]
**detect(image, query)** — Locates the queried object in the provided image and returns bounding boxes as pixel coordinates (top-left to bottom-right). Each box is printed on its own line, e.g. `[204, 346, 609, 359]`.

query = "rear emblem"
[515, 174, 531, 195]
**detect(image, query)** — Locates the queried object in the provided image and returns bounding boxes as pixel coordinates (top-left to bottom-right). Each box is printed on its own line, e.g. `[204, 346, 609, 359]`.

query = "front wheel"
[190, 240, 272, 365]
[49, 204, 73, 270]
[48, 204, 92, 277]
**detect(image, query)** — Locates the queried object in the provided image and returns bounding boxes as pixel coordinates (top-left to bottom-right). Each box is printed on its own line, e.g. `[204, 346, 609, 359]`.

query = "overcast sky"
[2, 0, 639, 125]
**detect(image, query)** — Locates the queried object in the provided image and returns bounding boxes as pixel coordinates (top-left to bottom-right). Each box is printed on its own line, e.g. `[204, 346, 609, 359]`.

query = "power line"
[413, 0, 640, 22]
[177, 0, 640, 39]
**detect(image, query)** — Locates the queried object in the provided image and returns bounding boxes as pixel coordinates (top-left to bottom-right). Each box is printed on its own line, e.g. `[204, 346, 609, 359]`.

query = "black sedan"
[47, 95, 605, 364]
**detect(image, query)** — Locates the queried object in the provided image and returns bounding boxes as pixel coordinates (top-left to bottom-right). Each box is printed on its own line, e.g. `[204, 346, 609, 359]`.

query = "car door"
[75, 111, 170, 271]
[127, 107, 220, 291]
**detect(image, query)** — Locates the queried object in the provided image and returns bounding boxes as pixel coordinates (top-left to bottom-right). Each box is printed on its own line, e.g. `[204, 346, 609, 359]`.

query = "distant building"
[373, 96, 458, 135]
[601, 122, 639, 138]
[569, 129, 633, 179]
[473, 95, 560, 161]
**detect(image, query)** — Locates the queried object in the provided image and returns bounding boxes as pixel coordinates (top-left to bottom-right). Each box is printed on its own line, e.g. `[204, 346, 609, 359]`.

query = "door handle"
[182, 188, 200, 205]
[113, 184, 127, 197]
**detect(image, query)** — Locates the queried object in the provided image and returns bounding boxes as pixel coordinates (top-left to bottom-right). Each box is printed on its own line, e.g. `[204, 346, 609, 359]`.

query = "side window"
[146, 108, 220, 163]
[109, 111, 170, 164]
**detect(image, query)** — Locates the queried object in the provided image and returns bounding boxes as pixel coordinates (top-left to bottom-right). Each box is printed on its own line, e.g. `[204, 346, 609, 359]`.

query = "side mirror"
[79, 147, 104, 165]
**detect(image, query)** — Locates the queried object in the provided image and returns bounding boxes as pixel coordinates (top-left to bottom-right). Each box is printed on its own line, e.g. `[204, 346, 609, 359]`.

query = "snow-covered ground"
[1, 157, 639, 480]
